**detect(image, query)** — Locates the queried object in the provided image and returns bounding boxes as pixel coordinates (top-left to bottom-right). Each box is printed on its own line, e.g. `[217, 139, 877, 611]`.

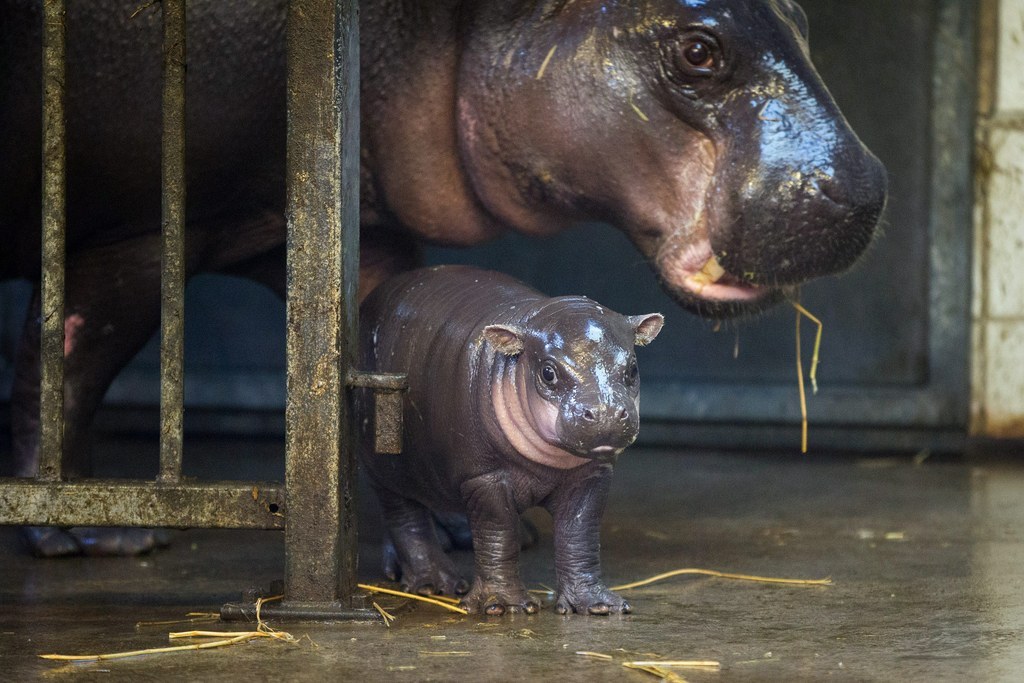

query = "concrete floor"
[3, 438, 1024, 681]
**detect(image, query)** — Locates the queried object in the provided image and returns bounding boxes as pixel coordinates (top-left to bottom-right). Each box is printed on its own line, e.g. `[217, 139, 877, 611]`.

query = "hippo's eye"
[683, 40, 712, 68]
[540, 362, 559, 386]
[626, 358, 639, 385]
[670, 32, 721, 79]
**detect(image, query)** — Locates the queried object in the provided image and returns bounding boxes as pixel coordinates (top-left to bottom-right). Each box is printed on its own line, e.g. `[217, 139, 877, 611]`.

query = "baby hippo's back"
[358, 266, 547, 505]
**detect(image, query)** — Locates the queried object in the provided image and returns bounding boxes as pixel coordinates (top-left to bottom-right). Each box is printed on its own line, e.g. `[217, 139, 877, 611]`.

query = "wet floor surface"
[3, 440, 1024, 681]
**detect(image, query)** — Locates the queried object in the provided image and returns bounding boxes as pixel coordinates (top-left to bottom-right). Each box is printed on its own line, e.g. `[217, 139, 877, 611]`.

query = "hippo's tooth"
[690, 255, 727, 288]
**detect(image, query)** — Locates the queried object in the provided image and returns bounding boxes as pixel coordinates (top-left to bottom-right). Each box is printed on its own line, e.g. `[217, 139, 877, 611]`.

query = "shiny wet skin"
[2, 438, 1023, 681]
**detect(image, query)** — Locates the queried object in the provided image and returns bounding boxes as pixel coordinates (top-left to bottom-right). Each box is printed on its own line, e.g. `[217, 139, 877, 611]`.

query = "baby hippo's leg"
[432, 511, 541, 551]
[547, 464, 631, 615]
[376, 491, 468, 596]
[459, 474, 539, 616]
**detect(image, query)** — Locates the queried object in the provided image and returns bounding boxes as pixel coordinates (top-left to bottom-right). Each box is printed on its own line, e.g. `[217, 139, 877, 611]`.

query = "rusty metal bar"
[345, 372, 407, 392]
[159, 0, 187, 484]
[282, 0, 365, 611]
[38, 0, 67, 482]
[0, 481, 285, 529]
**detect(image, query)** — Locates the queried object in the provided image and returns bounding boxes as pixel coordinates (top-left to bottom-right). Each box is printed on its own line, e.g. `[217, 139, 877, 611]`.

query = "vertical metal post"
[38, 0, 67, 482]
[159, 0, 187, 484]
[283, 0, 363, 609]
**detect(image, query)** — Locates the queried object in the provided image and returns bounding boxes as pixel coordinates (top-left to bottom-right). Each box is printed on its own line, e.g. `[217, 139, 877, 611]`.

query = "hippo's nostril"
[582, 408, 597, 422]
[614, 406, 627, 421]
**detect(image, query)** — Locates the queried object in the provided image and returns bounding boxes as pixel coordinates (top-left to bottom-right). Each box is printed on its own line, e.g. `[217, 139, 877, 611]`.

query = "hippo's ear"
[482, 325, 525, 356]
[628, 314, 665, 347]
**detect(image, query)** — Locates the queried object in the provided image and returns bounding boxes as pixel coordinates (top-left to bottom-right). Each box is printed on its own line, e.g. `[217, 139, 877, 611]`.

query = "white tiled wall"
[997, 0, 1024, 112]
[974, 0, 1024, 437]
[986, 129, 1024, 320]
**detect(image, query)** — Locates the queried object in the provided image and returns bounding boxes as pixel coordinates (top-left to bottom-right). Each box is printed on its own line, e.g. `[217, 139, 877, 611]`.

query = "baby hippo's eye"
[540, 362, 559, 386]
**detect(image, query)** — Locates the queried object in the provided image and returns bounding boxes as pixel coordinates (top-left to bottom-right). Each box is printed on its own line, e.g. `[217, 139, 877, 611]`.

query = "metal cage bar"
[278, 0, 366, 614]
[159, 0, 187, 484]
[0, 0, 394, 620]
[38, 0, 67, 482]
[0, 481, 287, 529]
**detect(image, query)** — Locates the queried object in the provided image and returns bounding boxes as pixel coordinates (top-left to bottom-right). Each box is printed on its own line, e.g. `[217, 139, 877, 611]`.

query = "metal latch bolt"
[346, 371, 408, 455]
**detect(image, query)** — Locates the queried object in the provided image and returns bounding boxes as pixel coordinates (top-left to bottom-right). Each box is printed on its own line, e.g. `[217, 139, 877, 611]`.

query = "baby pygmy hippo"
[359, 265, 663, 615]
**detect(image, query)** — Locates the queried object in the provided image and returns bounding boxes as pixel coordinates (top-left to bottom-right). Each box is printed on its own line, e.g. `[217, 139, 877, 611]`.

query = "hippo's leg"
[376, 488, 468, 596]
[457, 473, 539, 616]
[381, 512, 539, 582]
[381, 513, 459, 581]
[546, 464, 630, 615]
[358, 226, 421, 302]
[13, 237, 171, 557]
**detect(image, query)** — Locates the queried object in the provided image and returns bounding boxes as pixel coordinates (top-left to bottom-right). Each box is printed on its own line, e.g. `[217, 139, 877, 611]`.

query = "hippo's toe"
[69, 527, 173, 556]
[555, 583, 631, 616]
[21, 526, 82, 557]
[400, 570, 469, 598]
[21, 526, 173, 557]
[459, 579, 539, 616]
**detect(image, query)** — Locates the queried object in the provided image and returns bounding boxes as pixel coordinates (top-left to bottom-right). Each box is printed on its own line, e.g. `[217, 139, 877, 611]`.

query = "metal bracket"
[347, 371, 408, 455]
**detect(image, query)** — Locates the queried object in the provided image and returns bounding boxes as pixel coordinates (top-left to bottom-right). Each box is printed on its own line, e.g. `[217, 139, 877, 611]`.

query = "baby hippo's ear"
[628, 314, 665, 347]
[482, 325, 525, 356]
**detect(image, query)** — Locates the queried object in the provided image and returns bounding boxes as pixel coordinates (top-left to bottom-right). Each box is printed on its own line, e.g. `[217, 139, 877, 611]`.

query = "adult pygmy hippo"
[359, 266, 663, 615]
[1, 0, 886, 556]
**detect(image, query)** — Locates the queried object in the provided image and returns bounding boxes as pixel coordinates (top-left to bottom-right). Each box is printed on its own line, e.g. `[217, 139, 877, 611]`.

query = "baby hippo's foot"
[459, 579, 539, 616]
[382, 541, 468, 597]
[555, 582, 631, 616]
[22, 526, 172, 557]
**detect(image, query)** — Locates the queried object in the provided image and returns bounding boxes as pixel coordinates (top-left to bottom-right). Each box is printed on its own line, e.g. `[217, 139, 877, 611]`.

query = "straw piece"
[358, 584, 468, 615]
[627, 660, 721, 669]
[795, 308, 809, 453]
[135, 613, 220, 628]
[629, 92, 650, 122]
[536, 45, 558, 79]
[792, 300, 824, 454]
[623, 662, 689, 682]
[373, 602, 396, 627]
[168, 630, 278, 639]
[611, 567, 832, 591]
[40, 594, 298, 662]
[792, 301, 823, 394]
[576, 651, 615, 661]
[40, 633, 256, 661]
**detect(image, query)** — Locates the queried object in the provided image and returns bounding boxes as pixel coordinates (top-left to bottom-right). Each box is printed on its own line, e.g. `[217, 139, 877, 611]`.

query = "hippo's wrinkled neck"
[491, 356, 588, 470]
[361, 0, 507, 246]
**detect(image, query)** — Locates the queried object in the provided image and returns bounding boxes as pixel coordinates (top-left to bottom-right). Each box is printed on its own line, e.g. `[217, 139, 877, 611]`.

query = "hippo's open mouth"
[664, 242, 772, 306]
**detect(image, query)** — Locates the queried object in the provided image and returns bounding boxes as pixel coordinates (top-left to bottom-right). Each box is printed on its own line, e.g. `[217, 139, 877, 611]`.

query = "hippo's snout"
[704, 53, 889, 292]
[717, 143, 887, 288]
[561, 397, 640, 458]
[578, 403, 630, 424]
